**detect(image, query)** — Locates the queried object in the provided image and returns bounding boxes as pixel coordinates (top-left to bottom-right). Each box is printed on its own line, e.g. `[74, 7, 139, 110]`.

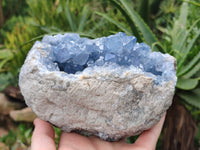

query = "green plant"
[0, 130, 17, 149]
[158, 2, 200, 108]
[17, 123, 33, 146]
[26, 0, 94, 35]
[0, 123, 33, 149]
[0, 45, 13, 72]
[0, 0, 28, 43]
[1, 19, 37, 84]
[53, 126, 62, 148]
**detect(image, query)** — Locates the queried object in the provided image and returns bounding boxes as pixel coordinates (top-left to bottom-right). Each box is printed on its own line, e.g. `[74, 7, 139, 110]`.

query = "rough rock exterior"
[19, 33, 177, 141]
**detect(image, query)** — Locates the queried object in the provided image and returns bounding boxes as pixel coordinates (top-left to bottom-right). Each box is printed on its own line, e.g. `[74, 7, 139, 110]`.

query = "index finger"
[134, 113, 166, 150]
[31, 118, 56, 150]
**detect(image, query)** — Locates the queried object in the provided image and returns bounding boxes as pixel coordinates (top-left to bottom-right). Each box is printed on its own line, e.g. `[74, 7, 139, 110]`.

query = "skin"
[31, 114, 166, 150]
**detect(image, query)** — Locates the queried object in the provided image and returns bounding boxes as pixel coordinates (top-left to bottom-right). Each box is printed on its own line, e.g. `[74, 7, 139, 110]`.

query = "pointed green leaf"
[178, 2, 188, 28]
[177, 30, 200, 70]
[65, 0, 76, 32]
[177, 51, 200, 77]
[178, 89, 200, 109]
[95, 12, 132, 35]
[171, 2, 188, 56]
[179, 18, 200, 54]
[176, 78, 198, 90]
[109, 0, 142, 41]
[183, 61, 200, 78]
[78, 6, 89, 32]
[139, 0, 149, 24]
[172, 2, 188, 35]
[118, 0, 159, 48]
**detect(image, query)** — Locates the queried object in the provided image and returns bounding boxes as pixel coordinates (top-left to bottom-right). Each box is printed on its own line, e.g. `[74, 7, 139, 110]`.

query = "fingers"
[31, 118, 56, 150]
[31, 115, 165, 150]
[134, 113, 166, 150]
[58, 132, 95, 150]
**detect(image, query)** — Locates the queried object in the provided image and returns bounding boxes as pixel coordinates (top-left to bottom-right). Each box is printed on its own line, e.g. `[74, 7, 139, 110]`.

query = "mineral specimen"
[19, 32, 177, 141]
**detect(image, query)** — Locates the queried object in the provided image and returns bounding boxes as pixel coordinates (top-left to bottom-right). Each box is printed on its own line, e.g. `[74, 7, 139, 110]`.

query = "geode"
[19, 32, 177, 141]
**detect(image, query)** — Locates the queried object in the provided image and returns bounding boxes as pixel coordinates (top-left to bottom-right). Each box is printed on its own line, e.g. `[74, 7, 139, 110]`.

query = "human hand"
[31, 114, 166, 150]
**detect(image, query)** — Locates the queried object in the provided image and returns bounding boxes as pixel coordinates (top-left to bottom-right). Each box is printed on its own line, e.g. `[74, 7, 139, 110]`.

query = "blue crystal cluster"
[40, 32, 176, 83]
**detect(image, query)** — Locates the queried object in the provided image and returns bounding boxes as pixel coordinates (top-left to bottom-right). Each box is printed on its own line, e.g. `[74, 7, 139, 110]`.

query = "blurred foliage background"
[0, 0, 200, 149]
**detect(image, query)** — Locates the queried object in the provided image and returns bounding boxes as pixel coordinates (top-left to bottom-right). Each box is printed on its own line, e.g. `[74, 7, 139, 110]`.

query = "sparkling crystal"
[39, 32, 176, 84]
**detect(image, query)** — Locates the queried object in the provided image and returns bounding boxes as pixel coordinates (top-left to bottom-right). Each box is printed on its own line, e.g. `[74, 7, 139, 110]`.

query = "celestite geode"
[19, 32, 177, 141]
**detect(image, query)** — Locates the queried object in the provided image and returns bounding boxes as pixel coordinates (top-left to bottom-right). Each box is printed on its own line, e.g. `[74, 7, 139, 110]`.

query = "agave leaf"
[78, 5, 89, 32]
[178, 89, 200, 109]
[177, 2, 188, 28]
[172, 2, 188, 36]
[172, 29, 187, 58]
[118, 0, 159, 49]
[179, 17, 200, 54]
[65, 0, 76, 32]
[95, 12, 132, 35]
[139, 0, 149, 24]
[183, 61, 200, 78]
[173, 17, 200, 59]
[171, 2, 188, 56]
[109, 0, 142, 42]
[177, 30, 200, 70]
[177, 51, 200, 77]
[176, 78, 198, 90]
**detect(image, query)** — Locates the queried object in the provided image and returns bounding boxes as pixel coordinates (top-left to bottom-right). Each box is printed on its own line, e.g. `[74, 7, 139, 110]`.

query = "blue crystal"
[38, 32, 176, 84]
[73, 52, 89, 65]
[105, 53, 115, 61]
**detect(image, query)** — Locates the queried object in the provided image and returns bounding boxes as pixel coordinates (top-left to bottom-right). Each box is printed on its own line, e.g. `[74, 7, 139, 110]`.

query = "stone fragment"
[19, 33, 177, 141]
[0, 93, 24, 115]
[9, 107, 37, 122]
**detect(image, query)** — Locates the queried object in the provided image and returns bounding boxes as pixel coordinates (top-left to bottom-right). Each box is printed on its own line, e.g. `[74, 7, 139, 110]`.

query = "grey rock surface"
[19, 33, 177, 141]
